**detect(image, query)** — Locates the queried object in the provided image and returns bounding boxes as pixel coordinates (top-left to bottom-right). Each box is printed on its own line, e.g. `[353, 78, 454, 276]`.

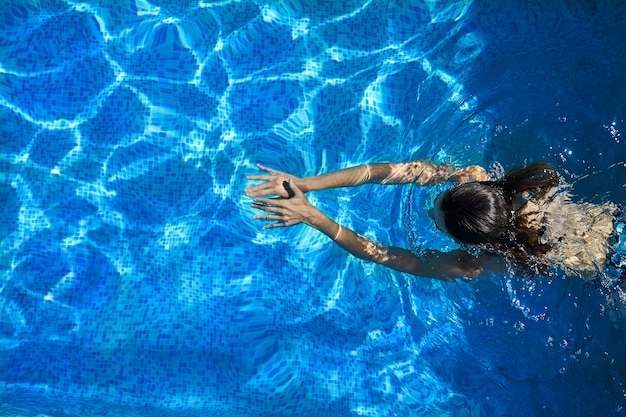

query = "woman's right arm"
[250, 179, 505, 280]
[245, 162, 488, 198]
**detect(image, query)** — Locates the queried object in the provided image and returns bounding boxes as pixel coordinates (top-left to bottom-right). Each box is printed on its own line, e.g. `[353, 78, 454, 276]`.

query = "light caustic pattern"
[0, 0, 550, 416]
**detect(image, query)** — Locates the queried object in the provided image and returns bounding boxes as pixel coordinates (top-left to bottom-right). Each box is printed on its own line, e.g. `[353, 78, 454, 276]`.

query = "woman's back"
[523, 189, 616, 277]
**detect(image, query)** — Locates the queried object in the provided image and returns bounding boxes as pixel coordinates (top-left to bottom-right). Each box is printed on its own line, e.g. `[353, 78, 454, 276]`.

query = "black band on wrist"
[283, 181, 295, 198]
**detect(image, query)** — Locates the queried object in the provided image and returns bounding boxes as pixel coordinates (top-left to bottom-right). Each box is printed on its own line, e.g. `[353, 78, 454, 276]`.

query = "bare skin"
[246, 161, 504, 281]
[245, 162, 489, 199]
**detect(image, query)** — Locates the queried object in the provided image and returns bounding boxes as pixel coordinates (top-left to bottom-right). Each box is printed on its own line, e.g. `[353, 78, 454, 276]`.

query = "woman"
[244, 161, 623, 282]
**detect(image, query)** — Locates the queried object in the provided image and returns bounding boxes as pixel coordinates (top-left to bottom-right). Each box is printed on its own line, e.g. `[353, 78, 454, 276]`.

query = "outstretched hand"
[245, 164, 304, 199]
[450, 165, 489, 183]
[250, 179, 320, 229]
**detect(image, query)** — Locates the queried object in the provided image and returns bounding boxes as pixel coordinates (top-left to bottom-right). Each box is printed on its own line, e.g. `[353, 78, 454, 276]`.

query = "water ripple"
[1, 0, 624, 416]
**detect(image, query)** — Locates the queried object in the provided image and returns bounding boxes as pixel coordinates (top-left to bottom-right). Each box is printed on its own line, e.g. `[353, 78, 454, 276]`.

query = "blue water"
[1, 0, 625, 416]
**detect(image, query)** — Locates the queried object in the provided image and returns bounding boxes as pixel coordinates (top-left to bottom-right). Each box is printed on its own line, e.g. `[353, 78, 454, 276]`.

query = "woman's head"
[430, 162, 561, 271]
[437, 182, 508, 244]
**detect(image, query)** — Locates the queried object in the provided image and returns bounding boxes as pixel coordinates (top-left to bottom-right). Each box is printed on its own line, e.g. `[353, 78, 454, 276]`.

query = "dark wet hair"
[441, 162, 561, 270]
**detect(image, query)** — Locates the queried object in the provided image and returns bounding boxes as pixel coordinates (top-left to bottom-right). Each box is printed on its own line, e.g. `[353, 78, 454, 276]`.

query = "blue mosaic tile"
[315, 1, 390, 51]
[107, 23, 199, 82]
[1, 10, 103, 73]
[1, 0, 625, 416]
[129, 80, 218, 120]
[29, 129, 76, 168]
[81, 87, 148, 146]
[0, 1, 69, 41]
[229, 79, 302, 132]
[0, 107, 40, 154]
[209, 0, 260, 37]
[21, 165, 78, 207]
[0, 183, 19, 237]
[386, 0, 432, 43]
[109, 156, 212, 224]
[220, 18, 306, 78]
[177, 8, 220, 59]
[0, 54, 115, 121]
[378, 61, 427, 121]
[90, 0, 142, 37]
[200, 54, 230, 96]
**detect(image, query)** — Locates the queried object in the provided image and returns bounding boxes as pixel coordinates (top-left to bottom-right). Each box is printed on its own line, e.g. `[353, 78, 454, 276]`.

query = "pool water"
[1, 0, 625, 416]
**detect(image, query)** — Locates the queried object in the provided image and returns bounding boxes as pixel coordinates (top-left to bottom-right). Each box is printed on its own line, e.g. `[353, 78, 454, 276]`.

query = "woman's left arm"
[372, 161, 489, 186]
[251, 180, 503, 280]
[244, 161, 489, 199]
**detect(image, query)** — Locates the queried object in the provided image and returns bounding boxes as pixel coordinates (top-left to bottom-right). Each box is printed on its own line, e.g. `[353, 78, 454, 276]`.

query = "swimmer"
[245, 161, 623, 281]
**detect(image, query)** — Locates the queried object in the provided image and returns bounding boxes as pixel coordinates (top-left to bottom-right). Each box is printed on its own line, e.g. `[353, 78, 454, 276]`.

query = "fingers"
[246, 174, 273, 181]
[245, 182, 289, 198]
[253, 214, 283, 221]
[253, 197, 288, 208]
[262, 218, 300, 229]
[251, 204, 293, 230]
[244, 184, 272, 197]
[257, 163, 281, 175]
[244, 186, 265, 198]
[245, 173, 287, 198]
[250, 202, 275, 212]
[262, 222, 286, 230]
[247, 165, 303, 231]
[251, 201, 288, 213]
[251, 203, 285, 229]
[251, 201, 289, 220]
